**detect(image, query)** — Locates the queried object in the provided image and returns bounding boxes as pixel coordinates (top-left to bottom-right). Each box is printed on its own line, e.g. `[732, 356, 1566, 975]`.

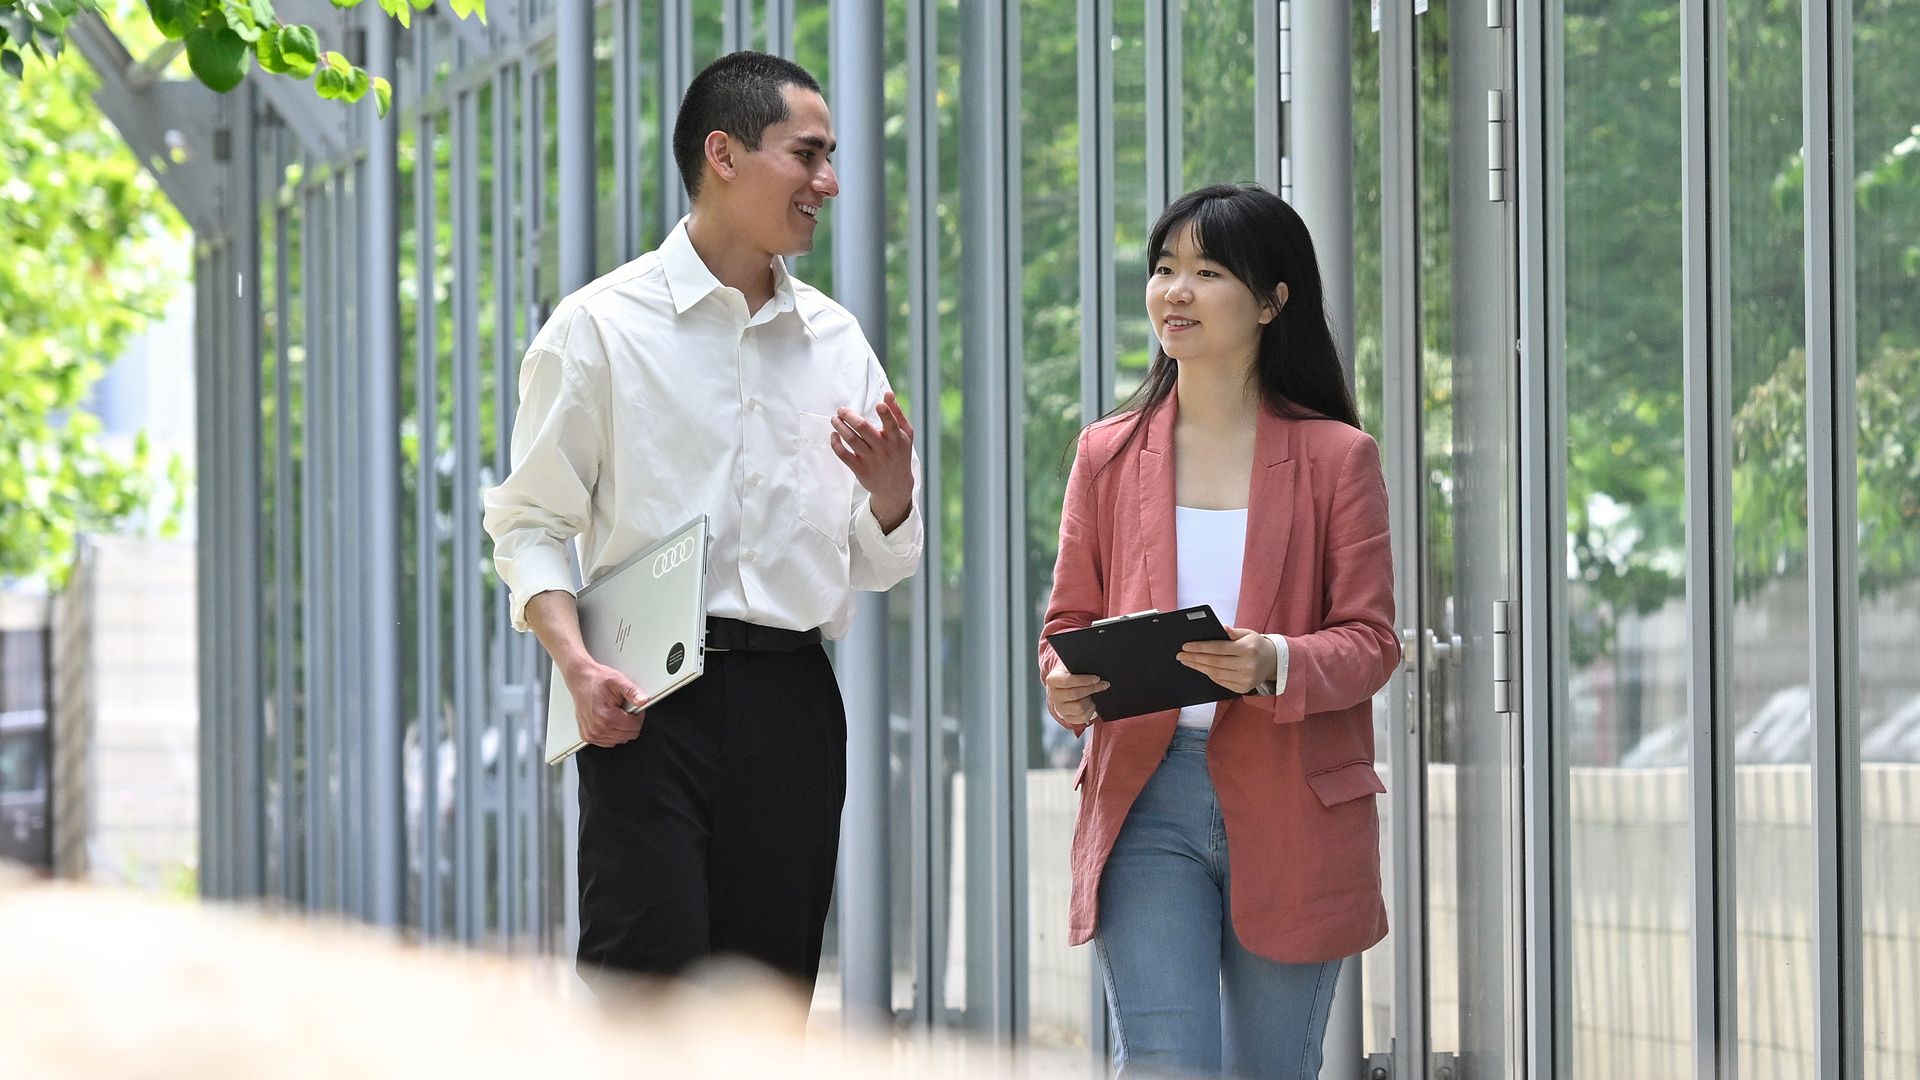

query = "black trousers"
[574, 642, 847, 991]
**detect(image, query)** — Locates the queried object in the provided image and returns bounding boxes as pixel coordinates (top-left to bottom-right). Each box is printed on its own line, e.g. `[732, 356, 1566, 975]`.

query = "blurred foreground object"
[0, 868, 938, 1080]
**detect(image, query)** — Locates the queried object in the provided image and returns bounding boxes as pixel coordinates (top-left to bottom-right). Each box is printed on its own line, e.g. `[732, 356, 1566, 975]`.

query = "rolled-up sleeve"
[847, 357, 925, 592]
[482, 341, 605, 631]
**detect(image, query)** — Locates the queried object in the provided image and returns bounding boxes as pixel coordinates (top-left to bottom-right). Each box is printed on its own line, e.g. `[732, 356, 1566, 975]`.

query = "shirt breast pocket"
[793, 410, 855, 550]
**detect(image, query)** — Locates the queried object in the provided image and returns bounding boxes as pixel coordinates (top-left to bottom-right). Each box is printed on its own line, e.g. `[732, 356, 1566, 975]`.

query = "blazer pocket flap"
[1306, 761, 1386, 807]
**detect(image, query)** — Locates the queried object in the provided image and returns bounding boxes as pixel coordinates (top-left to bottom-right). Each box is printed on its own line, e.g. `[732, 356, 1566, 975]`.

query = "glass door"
[1411, 1, 1521, 1076]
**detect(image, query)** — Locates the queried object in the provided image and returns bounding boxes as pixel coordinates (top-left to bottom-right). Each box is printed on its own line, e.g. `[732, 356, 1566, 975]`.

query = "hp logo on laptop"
[652, 535, 698, 579]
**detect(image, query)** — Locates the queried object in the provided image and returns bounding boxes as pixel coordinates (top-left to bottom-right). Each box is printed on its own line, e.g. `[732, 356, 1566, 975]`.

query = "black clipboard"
[1045, 604, 1238, 721]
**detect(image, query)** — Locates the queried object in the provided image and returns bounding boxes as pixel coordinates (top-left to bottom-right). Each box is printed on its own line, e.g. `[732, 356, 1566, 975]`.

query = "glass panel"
[1180, 0, 1255, 190]
[432, 109, 460, 935]
[1559, 2, 1692, 1075]
[596, 5, 620, 270]
[1351, 0, 1393, 1055]
[258, 137, 283, 899]
[1020, 0, 1091, 1053]
[1852, 0, 1920, 1075]
[1725, 2, 1814, 1075]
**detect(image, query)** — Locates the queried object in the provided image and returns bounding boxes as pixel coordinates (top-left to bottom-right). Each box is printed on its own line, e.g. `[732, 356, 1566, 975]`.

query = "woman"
[1039, 184, 1398, 1078]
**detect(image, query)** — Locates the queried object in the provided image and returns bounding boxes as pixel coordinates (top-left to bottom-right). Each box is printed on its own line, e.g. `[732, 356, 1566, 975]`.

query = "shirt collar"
[661, 217, 818, 337]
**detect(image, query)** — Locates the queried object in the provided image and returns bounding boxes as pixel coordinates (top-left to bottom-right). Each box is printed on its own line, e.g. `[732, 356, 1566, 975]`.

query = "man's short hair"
[672, 51, 823, 201]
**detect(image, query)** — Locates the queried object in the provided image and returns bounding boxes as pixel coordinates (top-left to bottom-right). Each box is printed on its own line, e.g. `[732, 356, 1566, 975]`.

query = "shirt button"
[748, 472, 763, 486]
[746, 398, 761, 413]
[743, 549, 757, 563]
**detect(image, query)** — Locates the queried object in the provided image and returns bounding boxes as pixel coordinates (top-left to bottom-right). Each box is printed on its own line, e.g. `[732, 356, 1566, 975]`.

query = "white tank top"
[1174, 505, 1248, 731]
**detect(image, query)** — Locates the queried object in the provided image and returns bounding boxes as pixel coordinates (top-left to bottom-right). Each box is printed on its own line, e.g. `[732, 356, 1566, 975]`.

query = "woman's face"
[1145, 224, 1273, 368]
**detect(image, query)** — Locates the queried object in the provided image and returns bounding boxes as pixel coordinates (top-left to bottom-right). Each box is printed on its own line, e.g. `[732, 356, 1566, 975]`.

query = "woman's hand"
[1177, 627, 1278, 695]
[1044, 665, 1109, 733]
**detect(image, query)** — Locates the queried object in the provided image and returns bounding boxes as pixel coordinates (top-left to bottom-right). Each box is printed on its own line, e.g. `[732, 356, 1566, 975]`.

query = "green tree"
[0, 0, 490, 117]
[0, 49, 185, 581]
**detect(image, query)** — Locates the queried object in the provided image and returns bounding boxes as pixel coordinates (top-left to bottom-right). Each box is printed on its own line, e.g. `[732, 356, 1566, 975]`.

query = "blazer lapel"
[1135, 400, 1179, 615]
[1235, 409, 1296, 632]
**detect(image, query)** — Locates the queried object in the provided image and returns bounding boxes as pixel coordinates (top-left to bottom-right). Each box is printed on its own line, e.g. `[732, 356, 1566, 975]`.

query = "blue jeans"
[1094, 727, 1342, 1079]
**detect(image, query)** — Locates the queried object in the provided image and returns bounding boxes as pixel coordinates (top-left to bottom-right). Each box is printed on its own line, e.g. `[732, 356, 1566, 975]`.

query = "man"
[481, 52, 923, 996]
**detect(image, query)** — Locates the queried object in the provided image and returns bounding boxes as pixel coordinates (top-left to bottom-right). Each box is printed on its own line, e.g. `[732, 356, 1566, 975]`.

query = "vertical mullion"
[767, 0, 794, 58]
[1143, 0, 1181, 219]
[905, 0, 942, 1030]
[1253, 0, 1282, 192]
[415, 104, 443, 939]
[613, 0, 640, 262]
[661, 0, 693, 227]
[272, 141, 300, 909]
[960, 0, 1022, 1038]
[1681, 0, 1734, 1072]
[1803, 0, 1862, 1075]
[724, 0, 752, 52]
[194, 244, 218, 899]
[232, 89, 267, 903]
[454, 88, 487, 945]
[1077, 0, 1115, 421]
[1517, 0, 1570, 1074]
[362, 16, 405, 932]
[492, 65, 523, 948]
[1379, 1, 1428, 1076]
[300, 179, 325, 911]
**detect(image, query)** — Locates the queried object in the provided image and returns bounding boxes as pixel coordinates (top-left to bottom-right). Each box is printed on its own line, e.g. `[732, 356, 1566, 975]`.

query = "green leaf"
[0, 47, 21, 80]
[274, 23, 315, 77]
[370, 73, 390, 118]
[314, 63, 348, 99]
[328, 0, 362, 8]
[344, 64, 367, 100]
[253, 27, 287, 73]
[219, 1, 262, 42]
[322, 48, 349, 73]
[408, 0, 431, 11]
[448, 0, 485, 19]
[375, 0, 407, 29]
[185, 25, 249, 91]
[146, 0, 196, 40]
[28, 0, 71, 36]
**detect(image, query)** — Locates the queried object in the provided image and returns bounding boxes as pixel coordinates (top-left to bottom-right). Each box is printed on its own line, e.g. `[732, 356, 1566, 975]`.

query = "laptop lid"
[544, 515, 710, 764]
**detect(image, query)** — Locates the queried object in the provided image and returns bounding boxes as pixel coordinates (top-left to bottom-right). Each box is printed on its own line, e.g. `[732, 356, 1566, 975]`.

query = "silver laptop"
[544, 515, 711, 764]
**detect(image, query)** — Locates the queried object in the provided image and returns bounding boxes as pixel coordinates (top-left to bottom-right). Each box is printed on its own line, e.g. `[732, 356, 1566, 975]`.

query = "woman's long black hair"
[1092, 183, 1360, 470]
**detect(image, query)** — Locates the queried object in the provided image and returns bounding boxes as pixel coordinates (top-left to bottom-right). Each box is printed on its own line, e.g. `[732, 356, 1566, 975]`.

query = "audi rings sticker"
[652, 535, 698, 578]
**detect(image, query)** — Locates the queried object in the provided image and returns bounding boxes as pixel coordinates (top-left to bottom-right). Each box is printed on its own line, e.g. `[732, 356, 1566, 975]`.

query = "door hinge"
[1487, 0, 1504, 28]
[1432, 1051, 1463, 1079]
[1493, 599, 1514, 714]
[1278, 1, 1293, 103]
[1366, 1050, 1393, 1079]
[1486, 89, 1509, 202]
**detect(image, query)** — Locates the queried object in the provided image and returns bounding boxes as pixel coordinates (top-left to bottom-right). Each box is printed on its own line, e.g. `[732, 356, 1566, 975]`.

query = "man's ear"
[703, 130, 736, 183]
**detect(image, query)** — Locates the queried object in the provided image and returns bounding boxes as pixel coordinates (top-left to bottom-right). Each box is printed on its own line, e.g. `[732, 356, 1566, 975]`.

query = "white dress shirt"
[1173, 505, 1290, 731]
[482, 219, 924, 640]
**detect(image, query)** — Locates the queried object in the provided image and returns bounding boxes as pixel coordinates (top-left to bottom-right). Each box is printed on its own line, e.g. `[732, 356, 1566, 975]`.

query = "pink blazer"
[1039, 399, 1399, 963]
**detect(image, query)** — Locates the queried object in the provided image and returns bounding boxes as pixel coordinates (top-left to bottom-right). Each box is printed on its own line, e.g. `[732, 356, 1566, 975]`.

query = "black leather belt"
[704, 616, 822, 653]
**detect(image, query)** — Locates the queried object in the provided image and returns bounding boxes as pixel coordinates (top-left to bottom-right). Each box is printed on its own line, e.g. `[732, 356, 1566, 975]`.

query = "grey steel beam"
[724, 0, 754, 53]
[491, 66, 526, 948]
[959, 0, 1023, 1040]
[229, 86, 269, 902]
[415, 98, 444, 936]
[830, 0, 892, 1030]
[1289, 0, 1353, 367]
[904, 0, 943, 1029]
[270, 129, 301, 907]
[1077, 0, 1116, 422]
[1517, 0, 1569, 1075]
[454, 86, 488, 944]
[613, 0, 642, 263]
[1379, 2, 1428, 1077]
[767, 0, 794, 59]
[1680, 0, 1734, 1073]
[1803, 1, 1863, 1076]
[193, 245, 216, 898]
[1143, 0, 1181, 219]
[362, 18, 406, 930]
[301, 178, 326, 911]
[661, 0, 694, 228]
[557, 0, 597, 294]
[1253, 0, 1284, 193]
[67, 14, 224, 233]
